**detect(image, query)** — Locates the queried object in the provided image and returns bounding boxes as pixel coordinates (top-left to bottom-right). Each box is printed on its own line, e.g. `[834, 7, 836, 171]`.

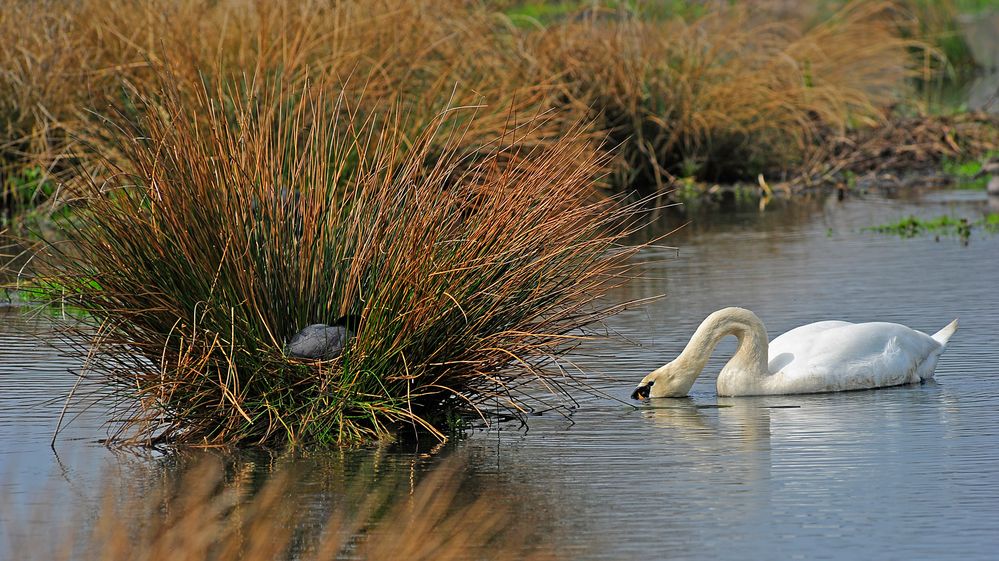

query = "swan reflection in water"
[638, 384, 955, 478]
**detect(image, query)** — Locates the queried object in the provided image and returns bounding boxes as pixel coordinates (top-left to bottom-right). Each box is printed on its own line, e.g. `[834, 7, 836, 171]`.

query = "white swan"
[631, 307, 958, 399]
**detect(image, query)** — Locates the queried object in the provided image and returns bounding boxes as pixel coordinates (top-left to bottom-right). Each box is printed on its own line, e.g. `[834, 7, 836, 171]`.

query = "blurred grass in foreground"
[2, 455, 558, 561]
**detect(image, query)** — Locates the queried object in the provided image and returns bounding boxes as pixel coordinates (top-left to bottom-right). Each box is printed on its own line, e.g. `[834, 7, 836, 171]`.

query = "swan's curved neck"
[677, 307, 770, 385]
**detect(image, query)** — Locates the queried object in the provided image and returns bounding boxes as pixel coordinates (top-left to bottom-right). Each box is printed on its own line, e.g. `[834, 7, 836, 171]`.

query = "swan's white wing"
[767, 321, 851, 373]
[778, 322, 941, 393]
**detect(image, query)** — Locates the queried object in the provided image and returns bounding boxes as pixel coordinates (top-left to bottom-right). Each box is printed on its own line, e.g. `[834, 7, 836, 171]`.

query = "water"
[2, 188, 998, 559]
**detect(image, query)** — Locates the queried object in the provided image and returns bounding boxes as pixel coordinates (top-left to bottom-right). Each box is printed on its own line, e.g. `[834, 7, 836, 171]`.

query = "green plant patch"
[865, 213, 999, 240]
[503, 0, 697, 25]
[942, 158, 982, 178]
[942, 153, 999, 190]
[2, 166, 58, 224]
[504, 1, 584, 24]
[16, 277, 102, 303]
[6, 277, 99, 318]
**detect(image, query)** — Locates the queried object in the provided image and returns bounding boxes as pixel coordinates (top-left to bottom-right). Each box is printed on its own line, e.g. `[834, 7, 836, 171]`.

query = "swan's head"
[631, 360, 697, 399]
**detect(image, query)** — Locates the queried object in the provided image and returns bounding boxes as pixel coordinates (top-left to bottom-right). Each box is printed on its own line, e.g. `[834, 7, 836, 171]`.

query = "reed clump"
[534, 1, 920, 190]
[34, 68, 641, 446]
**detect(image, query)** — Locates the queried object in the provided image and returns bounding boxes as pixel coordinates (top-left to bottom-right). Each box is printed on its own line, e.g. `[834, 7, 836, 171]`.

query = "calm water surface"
[2, 188, 998, 559]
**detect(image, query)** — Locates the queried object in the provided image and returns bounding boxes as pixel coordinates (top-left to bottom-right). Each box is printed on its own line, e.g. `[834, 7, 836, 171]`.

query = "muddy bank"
[661, 112, 999, 205]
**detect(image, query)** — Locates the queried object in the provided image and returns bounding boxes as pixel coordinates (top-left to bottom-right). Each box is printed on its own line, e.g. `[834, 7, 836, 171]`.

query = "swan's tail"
[931, 318, 959, 346]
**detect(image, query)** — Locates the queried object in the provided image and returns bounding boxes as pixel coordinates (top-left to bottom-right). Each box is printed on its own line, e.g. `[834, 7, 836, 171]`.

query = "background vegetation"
[4, 0, 998, 211]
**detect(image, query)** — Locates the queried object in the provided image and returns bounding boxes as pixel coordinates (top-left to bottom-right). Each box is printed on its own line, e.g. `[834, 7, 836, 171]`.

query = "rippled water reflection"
[2, 188, 998, 559]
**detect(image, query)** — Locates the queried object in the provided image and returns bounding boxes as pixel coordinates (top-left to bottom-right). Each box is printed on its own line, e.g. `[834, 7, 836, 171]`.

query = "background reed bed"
[3, 455, 557, 561]
[33, 68, 644, 446]
[0, 1, 93, 221]
[532, 1, 920, 191]
[3, 0, 990, 219]
[1, 0, 564, 222]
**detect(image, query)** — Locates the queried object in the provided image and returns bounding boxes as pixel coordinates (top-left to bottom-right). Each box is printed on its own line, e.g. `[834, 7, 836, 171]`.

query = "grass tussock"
[535, 1, 920, 189]
[35, 69, 643, 447]
[0, 1, 92, 219]
[4, 456, 557, 561]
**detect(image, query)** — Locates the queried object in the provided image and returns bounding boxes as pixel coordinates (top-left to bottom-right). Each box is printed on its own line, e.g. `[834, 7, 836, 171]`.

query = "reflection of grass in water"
[4, 456, 557, 561]
[866, 213, 999, 241]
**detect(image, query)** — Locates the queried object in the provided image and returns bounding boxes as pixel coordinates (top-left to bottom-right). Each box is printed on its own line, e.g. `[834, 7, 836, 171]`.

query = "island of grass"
[28, 70, 648, 447]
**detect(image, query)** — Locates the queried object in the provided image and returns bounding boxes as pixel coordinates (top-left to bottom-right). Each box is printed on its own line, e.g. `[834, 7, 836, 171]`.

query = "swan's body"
[632, 307, 958, 398]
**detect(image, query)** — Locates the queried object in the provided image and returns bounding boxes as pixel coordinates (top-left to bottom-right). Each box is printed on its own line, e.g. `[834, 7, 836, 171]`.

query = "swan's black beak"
[631, 382, 653, 400]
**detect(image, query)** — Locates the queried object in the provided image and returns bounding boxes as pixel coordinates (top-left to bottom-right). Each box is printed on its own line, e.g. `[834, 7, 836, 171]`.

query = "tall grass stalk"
[36, 69, 644, 447]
